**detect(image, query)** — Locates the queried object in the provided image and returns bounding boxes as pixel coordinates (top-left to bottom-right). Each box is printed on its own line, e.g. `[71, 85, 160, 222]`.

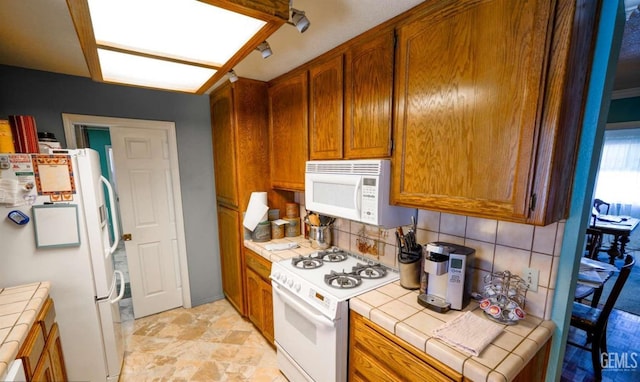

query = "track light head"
[228, 70, 238, 83]
[256, 41, 272, 59]
[289, 8, 310, 33]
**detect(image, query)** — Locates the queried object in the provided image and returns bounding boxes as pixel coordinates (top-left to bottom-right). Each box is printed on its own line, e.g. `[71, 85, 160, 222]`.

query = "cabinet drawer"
[245, 249, 271, 280]
[17, 323, 45, 378]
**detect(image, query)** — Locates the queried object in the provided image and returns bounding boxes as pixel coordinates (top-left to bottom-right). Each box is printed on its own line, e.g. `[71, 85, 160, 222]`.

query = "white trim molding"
[611, 87, 640, 99]
[61, 113, 192, 309]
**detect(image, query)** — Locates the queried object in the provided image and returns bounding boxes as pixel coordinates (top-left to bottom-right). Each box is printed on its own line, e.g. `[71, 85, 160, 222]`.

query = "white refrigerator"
[0, 149, 125, 382]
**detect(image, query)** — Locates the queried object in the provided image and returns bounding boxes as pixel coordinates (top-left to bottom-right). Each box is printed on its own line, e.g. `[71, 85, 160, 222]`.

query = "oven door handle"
[272, 284, 336, 329]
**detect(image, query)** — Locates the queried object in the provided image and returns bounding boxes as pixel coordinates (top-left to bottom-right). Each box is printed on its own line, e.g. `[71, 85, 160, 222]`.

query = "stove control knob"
[287, 279, 294, 288]
[281, 275, 288, 284]
[294, 283, 301, 292]
[272, 272, 280, 280]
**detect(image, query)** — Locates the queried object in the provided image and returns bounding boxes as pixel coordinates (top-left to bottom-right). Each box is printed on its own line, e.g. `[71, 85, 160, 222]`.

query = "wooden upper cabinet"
[211, 83, 238, 207]
[269, 71, 309, 191]
[344, 30, 395, 159]
[211, 79, 270, 209]
[309, 54, 344, 160]
[391, 0, 591, 225]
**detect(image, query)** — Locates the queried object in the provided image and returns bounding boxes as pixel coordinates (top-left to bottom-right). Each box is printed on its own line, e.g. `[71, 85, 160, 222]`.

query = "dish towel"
[432, 311, 503, 356]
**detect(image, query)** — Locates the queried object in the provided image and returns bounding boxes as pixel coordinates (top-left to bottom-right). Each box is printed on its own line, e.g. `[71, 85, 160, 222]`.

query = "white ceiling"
[0, 0, 638, 93]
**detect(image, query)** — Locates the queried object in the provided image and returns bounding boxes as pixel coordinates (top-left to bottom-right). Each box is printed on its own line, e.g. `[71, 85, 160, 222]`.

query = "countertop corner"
[0, 281, 51, 379]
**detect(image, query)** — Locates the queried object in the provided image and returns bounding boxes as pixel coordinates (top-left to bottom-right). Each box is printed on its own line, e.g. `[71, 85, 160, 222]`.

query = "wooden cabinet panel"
[391, 0, 598, 225]
[392, 0, 550, 223]
[217, 204, 245, 314]
[245, 267, 262, 328]
[309, 54, 344, 159]
[261, 284, 274, 343]
[211, 79, 272, 209]
[349, 311, 460, 382]
[17, 298, 67, 382]
[344, 30, 395, 159]
[269, 71, 308, 191]
[211, 84, 238, 207]
[46, 323, 66, 382]
[244, 248, 274, 345]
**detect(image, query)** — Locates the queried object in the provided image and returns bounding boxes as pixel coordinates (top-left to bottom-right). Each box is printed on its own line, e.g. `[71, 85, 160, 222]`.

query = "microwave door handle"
[354, 178, 362, 216]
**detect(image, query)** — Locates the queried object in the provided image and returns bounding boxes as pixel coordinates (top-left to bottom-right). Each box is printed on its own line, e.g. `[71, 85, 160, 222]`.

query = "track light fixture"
[228, 70, 238, 83]
[256, 41, 273, 59]
[289, 8, 310, 33]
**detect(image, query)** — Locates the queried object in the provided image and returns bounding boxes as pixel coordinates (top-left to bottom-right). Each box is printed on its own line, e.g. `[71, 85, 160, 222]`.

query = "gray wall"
[0, 64, 222, 306]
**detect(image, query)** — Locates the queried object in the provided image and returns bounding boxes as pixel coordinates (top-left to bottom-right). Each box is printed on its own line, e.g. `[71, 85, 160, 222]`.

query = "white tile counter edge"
[0, 282, 50, 380]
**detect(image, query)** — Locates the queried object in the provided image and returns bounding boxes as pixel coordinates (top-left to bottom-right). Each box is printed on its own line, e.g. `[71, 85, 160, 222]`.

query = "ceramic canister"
[285, 203, 299, 218]
[271, 221, 284, 239]
[251, 221, 271, 242]
[284, 217, 301, 237]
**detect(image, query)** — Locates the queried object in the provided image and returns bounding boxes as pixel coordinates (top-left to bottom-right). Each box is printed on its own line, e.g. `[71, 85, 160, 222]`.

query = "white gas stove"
[271, 247, 399, 319]
[270, 247, 399, 382]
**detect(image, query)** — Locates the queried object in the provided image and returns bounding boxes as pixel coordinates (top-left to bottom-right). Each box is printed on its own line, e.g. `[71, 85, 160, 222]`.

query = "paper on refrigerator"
[243, 191, 269, 231]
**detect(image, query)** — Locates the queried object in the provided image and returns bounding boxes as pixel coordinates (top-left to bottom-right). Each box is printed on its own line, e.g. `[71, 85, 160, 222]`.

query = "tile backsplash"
[297, 193, 564, 320]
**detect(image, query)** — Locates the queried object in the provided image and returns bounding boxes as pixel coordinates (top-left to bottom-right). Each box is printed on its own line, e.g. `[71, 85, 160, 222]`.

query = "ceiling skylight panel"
[98, 49, 216, 92]
[88, 0, 267, 66]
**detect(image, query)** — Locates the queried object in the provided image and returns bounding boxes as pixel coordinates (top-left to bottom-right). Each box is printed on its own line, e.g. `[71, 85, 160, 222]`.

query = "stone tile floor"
[118, 298, 286, 381]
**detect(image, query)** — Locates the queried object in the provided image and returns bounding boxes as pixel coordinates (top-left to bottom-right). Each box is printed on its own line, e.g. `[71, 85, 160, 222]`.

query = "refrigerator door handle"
[109, 270, 126, 304]
[101, 176, 120, 258]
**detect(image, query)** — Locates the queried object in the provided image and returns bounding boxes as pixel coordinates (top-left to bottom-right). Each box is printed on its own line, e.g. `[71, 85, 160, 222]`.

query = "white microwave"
[304, 159, 416, 228]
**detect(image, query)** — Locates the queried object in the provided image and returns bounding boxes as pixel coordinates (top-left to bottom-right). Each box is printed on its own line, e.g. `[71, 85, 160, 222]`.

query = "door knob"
[122, 233, 132, 241]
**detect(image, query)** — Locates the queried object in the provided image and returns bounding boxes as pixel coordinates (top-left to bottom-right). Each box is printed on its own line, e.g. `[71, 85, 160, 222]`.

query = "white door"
[110, 126, 183, 318]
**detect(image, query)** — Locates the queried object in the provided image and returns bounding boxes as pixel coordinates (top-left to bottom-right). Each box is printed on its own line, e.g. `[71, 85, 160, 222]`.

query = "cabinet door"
[211, 83, 239, 207]
[309, 54, 343, 159]
[245, 267, 263, 329]
[217, 204, 245, 314]
[261, 280, 274, 344]
[269, 71, 309, 191]
[344, 30, 394, 159]
[47, 323, 67, 381]
[31, 354, 53, 382]
[392, 0, 552, 222]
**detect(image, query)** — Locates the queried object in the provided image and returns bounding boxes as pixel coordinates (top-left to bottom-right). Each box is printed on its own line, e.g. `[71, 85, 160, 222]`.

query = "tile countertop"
[350, 285, 555, 382]
[243, 238, 555, 382]
[0, 282, 50, 380]
[244, 236, 317, 262]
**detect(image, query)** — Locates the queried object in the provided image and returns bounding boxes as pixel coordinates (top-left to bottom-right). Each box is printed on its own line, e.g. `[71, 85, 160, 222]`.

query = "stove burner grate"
[324, 271, 362, 289]
[315, 248, 348, 263]
[292, 255, 323, 270]
[352, 262, 387, 279]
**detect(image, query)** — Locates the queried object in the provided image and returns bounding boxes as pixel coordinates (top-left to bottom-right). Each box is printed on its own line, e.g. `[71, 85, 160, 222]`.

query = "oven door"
[272, 282, 347, 382]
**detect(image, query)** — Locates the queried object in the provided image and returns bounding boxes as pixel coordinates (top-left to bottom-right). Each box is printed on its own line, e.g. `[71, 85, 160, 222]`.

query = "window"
[593, 128, 640, 216]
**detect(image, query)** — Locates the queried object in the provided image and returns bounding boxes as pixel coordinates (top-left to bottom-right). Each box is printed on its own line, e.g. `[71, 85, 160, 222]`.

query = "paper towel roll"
[243, 191, 269, 231]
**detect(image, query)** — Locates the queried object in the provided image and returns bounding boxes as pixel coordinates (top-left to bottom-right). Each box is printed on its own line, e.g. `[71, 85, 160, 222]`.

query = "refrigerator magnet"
[7, 210, 30, 225]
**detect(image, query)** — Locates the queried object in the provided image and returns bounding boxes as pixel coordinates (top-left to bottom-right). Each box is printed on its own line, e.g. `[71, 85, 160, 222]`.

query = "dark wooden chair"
[593, 198, 610, 215]
[568, 254, 635, 381]
[574, 228, 605, 304]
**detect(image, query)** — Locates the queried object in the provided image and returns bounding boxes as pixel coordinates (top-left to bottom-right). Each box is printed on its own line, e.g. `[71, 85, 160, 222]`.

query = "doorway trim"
[61, 113, 192, 309]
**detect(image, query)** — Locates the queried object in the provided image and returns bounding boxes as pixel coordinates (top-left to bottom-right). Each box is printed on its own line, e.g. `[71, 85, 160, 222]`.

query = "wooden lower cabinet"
[18, 297, 67, 382]
[244, 248, 274, 344]
[217, 204, 245, 314]
[350, 311, 461, 382]
[349, 311, 551, 382]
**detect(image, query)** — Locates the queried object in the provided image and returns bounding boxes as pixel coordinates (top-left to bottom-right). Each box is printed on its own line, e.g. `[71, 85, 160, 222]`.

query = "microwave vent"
[306, 161, 382, 175]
